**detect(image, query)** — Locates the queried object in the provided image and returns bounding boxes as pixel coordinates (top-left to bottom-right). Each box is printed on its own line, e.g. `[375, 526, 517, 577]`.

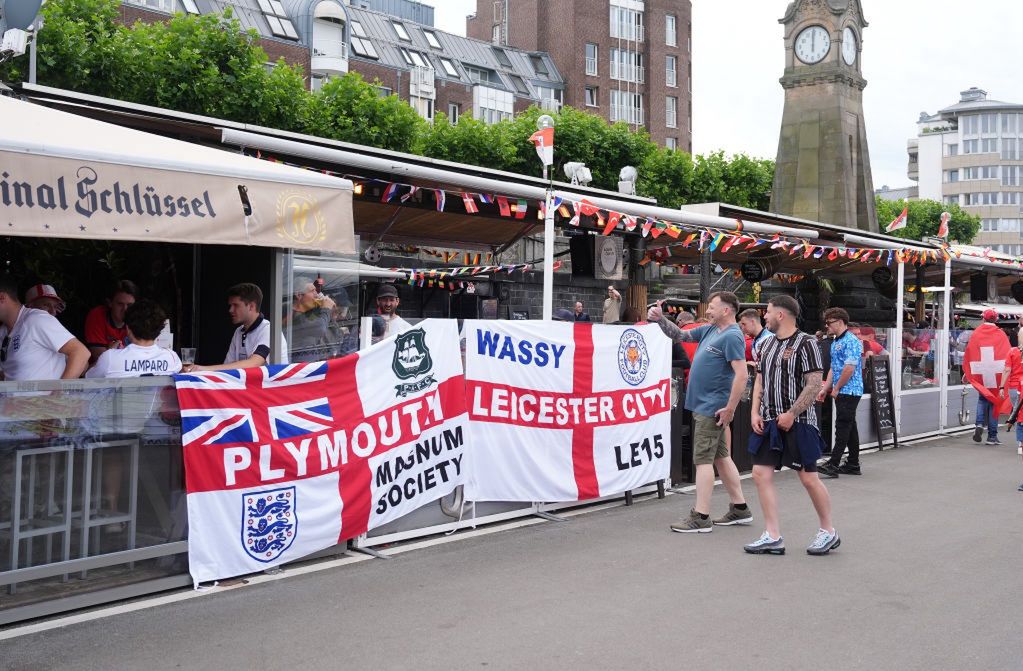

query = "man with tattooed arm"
[744, 294, 840, 556]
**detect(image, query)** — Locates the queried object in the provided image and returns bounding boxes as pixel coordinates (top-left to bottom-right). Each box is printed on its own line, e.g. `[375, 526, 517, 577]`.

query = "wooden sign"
[866, 355, 898, 449]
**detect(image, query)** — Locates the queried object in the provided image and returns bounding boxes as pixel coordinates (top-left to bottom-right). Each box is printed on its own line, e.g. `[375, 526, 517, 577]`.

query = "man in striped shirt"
[744, 295, 840, 556]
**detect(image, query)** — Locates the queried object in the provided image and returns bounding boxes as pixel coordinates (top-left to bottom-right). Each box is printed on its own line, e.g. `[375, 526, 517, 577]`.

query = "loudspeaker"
[570, 235, 594, 277]
[970, 272, 988, 302]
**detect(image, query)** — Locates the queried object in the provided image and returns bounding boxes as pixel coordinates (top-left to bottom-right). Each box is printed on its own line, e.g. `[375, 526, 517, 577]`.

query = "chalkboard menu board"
[866, 355, 898, 449]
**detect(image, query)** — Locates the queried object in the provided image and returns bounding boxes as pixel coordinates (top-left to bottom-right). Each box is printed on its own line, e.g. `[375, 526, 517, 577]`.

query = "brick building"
[466, 0, 692, 150]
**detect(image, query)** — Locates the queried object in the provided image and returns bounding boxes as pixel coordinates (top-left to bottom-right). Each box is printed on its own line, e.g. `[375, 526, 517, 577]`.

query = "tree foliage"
[0, 0, 776, 209]
[875, 196, 980, 245]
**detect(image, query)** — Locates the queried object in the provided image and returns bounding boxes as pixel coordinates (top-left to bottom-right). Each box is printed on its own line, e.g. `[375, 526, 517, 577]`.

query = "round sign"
[599, 241, 619, 275]
[741, 260, 765, 283]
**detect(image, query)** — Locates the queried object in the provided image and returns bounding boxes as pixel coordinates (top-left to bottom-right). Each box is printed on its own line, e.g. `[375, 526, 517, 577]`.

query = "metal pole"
[894, 260, 905, 428]
[938, 259, 952, 432]
[28, 21, 38, 85]
[542, 188, 554, 321]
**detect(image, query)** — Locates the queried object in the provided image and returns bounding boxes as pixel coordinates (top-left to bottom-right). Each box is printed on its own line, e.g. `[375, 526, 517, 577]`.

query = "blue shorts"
[749, 420, 824, 472]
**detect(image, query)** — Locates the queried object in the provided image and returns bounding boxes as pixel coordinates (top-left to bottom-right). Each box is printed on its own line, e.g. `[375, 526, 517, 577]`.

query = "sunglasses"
[1, 335, 8, 363]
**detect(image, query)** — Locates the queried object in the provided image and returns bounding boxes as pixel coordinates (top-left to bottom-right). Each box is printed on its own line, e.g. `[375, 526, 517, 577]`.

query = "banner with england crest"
[175, 319, 467, 585]
[463, 320, 672, 502]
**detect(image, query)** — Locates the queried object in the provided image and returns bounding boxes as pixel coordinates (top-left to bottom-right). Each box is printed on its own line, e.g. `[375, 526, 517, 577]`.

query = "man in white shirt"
[0, 275, 89, 381]
[87, 300, 182, 378]
[185, 283, 287, 372]
[372, 284, 412, 343]
[603, 285, 622, 324]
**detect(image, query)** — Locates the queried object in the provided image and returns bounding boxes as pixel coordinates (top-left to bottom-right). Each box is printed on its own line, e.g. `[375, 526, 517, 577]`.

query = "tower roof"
[781, 0, 868, 26]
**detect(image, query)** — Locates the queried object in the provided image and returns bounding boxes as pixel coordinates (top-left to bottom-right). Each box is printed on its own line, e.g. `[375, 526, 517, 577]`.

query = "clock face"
[794, 25, 831, 64]
[842, 27, 857, 65]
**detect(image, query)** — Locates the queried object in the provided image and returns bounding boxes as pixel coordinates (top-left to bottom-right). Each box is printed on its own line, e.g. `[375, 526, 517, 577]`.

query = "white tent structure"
[0, 94, 355, 254]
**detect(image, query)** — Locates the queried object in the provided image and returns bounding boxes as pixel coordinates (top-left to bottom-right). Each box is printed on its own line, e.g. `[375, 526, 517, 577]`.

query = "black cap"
[377, 284, 399, 298]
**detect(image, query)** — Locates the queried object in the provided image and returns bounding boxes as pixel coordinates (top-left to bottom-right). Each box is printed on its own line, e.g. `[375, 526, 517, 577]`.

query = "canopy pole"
[894, 260, 905, 428]
[542, 188, 555, 321]
[939, 259, 952, 433]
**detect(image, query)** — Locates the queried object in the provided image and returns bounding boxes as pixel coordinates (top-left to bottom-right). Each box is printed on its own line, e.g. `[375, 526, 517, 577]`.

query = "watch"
[794, 25, 831, 64]
[842, 26, 857, 65]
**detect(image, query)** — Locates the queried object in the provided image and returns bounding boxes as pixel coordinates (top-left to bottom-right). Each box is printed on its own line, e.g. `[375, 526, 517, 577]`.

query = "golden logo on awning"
[276, 190, 326, 246]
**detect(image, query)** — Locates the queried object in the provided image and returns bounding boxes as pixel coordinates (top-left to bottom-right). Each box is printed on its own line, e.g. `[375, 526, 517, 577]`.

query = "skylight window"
[400, 47, 429, 68]
[423, 30, 442, 49]
[492, 47, 512, 68]
[439, 58, 460, 78]
[257, 0, 298, 39]
[350, 20, 378, 58]
[391, 20, 411, 42]
[181, 0, 199, 14]
[529, 55, 549, 76]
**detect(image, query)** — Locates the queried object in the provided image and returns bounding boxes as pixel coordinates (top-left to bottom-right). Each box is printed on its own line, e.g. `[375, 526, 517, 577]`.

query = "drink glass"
[181, 348, 196, 366]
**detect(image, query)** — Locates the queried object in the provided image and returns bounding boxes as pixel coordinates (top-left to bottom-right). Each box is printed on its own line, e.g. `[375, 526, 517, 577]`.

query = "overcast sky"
[433, 1, 1023, 191]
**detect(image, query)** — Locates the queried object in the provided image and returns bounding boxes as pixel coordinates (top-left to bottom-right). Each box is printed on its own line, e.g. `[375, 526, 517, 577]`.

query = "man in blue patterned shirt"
[817, 308, 864, 478]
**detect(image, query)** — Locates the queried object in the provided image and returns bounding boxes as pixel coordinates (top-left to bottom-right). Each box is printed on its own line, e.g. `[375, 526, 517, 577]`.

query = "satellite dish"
[2, 0, 44, 30]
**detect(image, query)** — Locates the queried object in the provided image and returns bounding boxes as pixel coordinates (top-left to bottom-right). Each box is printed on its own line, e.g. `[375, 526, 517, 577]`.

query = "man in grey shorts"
[649, 291, 752, 532]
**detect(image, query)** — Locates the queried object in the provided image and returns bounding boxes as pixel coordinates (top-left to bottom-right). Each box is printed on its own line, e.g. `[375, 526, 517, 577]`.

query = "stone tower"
[770, 0, 876, 231]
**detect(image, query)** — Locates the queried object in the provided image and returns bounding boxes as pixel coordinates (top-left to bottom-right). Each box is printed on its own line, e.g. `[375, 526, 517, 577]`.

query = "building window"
[508, 74, 530, 96]
[1002, 138, 1019, 160]
[666, 137, 678, 150]
[350, 21, 378, 59]
[400, 47, 429, 68]
[946, 143, 959, 156]
[981, 113, 997, 134]
[492, 47, 513, 68]
[1003, 166, 1019, 187]
[585, 86, 598, 107]
[410, 95, 434, 122]
[310, 73, 326, 91]
[465, 65, 498, 85]
[181, 0, 199, 14]
[423, 30, 442, 49]
[1003, 113, 1018, 134]
[962, 115, 978, 135]
[963, 139, 979, 154]
[257, 0, 298, 39]
[477, 107, 512, 124]
[944, 195, 959, 205]
[665, 14, 677, 46]
[391, 20, 411, 42]
[666, 55, 677, 87]
[945, 169, 959, 183]
[535, 86, 563, 103]
[439, 57, 459, 78]
[492, 24, 500, 43]
[610, 90, 643, 126]
[376, 85, 392, 97]
[1004, 192, 1019, 205]
[448, 103, 460, 124]
[982, 138, 999, 153]
[610, 48, 644, 83]
[529, 55, 549, 76]
[610, 6, 644, 42]
[666, 96, 677, 128]
[585, 43, 598, 76]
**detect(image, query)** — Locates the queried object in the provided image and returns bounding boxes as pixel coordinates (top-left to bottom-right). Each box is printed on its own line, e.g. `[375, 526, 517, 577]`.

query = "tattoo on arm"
[788, 371, 823, 417]
[657, 316, 685, 343]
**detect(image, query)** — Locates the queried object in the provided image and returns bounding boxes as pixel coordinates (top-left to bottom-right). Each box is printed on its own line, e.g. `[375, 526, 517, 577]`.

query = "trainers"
[670, 509, 712, 533]
[985, 437, 1002, 446]
[817, 463, 840, 478]
[1017, 482, 1023, 492]
[744, 531, 785, 555]
[837, 462, 861, 475]
[713, 504, 753, 526]
[806, 528, 841, 555]
[973, 426, 983, 442]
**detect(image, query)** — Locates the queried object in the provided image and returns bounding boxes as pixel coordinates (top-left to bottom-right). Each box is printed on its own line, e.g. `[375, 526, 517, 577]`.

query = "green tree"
[415, 112, 519, 169]
[875, 196, 980, 244]
[304, 72, 425, 153]
[637, 149, 695, 208]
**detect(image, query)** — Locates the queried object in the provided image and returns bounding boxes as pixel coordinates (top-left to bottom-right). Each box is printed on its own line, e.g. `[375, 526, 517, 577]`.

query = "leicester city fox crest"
[392, 328, 436, 397]
[242, 486, 297, 562]
[618, 329, 650, 387]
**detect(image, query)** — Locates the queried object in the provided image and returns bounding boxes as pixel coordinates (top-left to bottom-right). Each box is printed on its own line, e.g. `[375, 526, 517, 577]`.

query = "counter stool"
[78, 438, 139, 579]
[4, 444, 75, 595]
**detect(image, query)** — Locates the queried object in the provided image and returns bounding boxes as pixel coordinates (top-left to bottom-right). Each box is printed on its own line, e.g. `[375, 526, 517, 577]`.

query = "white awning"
[0, 95, 355, 253]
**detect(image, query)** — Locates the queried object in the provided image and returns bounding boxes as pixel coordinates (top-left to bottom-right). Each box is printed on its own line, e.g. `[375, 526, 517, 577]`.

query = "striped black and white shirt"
[756, 330, 824, 427]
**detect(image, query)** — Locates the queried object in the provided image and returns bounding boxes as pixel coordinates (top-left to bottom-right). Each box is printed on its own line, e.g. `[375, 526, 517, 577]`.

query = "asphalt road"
[4, 435, 1023, 671]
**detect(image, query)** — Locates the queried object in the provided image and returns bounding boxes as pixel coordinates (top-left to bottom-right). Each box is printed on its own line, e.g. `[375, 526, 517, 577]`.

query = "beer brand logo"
[276, 190, 326, 245]
[618, 329, 650, 386]
[393, 328, 436, 397]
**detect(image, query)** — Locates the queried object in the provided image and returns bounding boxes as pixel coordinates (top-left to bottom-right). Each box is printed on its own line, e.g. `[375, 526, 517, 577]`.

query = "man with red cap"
[965, 309, 1011, 445]
[24, 284, 66, 317]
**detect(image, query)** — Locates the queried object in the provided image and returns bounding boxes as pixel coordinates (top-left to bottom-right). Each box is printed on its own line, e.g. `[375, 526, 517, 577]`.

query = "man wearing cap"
[373, 284, 412, 342]
[25, 284, 66, 317]
[0, 275, 89, 381]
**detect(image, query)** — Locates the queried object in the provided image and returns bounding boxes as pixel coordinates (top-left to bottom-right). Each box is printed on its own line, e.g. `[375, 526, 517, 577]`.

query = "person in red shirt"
[84, 280, 138, 365]
[1002, 340, 1023, 452]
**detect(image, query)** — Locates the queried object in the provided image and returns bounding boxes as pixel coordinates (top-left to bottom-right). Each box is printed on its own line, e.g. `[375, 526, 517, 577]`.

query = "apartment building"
[466, 0, 692, 151]
[909, 87, 1023, 254]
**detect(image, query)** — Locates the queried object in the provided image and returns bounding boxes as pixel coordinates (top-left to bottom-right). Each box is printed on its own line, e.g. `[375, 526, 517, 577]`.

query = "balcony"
[611, 23, 645, 42]
[311, 40, 348, 75]
[610, 62, 645, 83]
[611, 105, 644, 126]
[540, 98, 562, 113]
[409, 65, 436, 99]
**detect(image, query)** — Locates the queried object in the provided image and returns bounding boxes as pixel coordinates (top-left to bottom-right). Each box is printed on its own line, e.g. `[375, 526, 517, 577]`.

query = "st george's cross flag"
[528, 127, 554, 167]
[885, 206, 909, 233]
[937, 211, 951, 239]
[463, 320, 671, 502]
[175, 319, 468, 585]
[962, 322, 1013, 414]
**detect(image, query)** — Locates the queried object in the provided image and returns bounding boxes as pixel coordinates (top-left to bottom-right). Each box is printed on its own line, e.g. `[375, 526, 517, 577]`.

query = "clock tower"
[770, 0, 876, 232]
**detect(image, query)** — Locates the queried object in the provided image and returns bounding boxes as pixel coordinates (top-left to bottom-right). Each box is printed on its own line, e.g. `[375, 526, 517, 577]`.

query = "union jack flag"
[268, 397, 334, 440]
[174, 369, 246, 390]
[262, 362, 328, 388]
[181, 408, 257, 446]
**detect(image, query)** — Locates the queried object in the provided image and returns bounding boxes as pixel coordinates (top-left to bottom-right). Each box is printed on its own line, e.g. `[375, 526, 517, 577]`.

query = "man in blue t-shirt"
[817, 308, 864, 478]
[649, 291, 751, 533]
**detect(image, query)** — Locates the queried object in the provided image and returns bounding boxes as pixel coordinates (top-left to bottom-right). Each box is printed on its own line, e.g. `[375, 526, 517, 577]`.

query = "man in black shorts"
[745, 295, 840, 556]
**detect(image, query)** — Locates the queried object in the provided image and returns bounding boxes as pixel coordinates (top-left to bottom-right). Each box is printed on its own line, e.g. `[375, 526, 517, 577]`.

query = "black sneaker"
[817, 463, 840, 478]
[837, 462, 861, 475]
[973, 426, 983, 442]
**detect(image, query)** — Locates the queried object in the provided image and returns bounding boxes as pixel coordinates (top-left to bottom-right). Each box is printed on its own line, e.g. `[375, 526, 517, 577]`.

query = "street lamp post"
[536, 114, 555, 321]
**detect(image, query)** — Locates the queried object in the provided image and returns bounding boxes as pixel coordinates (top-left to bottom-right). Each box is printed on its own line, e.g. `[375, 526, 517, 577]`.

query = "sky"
[432, 0, 1023, 191]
